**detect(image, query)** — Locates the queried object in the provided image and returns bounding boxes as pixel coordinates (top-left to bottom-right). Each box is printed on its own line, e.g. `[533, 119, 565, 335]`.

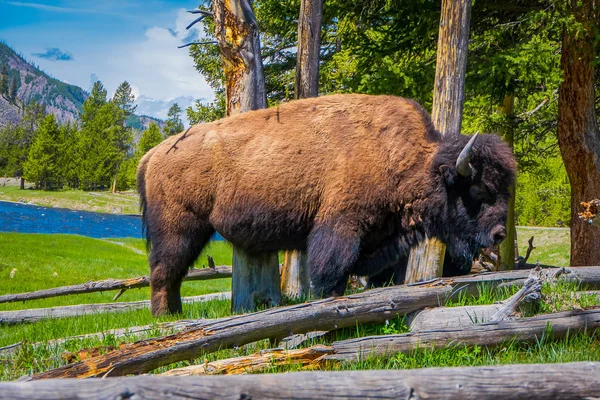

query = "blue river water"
[0, 200, 144, 238]
[0, 200, 227, 240]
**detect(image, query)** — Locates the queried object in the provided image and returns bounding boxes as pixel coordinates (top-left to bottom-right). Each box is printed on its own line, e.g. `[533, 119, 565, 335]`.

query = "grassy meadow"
[0, 185, 140, 215]
[0, 227, 597, 380]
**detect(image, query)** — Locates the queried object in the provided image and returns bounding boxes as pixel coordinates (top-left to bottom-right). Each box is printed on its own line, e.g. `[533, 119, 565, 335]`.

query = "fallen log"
[409, 266, 542, 331]
[0, 318, 223, 357]
[163, 345, 333, 376]
[446, 265, 600, 297]
[0, 266, 232, 304]
[29, 284, 451, 379]
[6, 362, 600, 399]
[330, 307, 600, 362]
[0, 292, 231, 325]
[164, 307, 600, 376]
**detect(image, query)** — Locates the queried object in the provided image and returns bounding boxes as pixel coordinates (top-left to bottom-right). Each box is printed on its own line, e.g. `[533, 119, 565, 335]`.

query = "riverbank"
[0, 185, 140, 215]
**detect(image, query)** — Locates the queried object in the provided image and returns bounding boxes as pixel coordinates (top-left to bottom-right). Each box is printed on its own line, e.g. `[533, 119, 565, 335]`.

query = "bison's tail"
[137, 149, 155, 252]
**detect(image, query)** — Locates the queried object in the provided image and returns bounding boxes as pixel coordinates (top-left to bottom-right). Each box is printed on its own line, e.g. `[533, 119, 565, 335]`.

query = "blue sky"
[0, 0, 214, 120]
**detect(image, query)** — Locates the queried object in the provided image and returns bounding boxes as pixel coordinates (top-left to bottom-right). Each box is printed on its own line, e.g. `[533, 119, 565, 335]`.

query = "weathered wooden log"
[0, 292, 231, 325]
[0, 266, 232, 304]
[409, 267, 542, 331]
[164, 307, 600, 376]
[7, 362, 600, 399]
[330, 307, 600, 362]
[0, 318, 223, 357]
[446, 265, 600, 298]
[29, 284, 450, 379]
[280, 250, 310, 298]
[164, 271, 542, 377]
[231, 248, 281, 312]
[163, 345, 332, 376]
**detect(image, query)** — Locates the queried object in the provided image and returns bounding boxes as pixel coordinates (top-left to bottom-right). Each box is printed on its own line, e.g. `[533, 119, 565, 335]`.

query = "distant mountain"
[134, 95, 197, 123]
[127, 114, 165, 131]
[0, 42, 164, 131]
[0, 41, 87, 127]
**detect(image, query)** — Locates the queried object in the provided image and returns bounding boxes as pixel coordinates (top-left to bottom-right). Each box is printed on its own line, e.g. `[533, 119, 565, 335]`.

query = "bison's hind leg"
[308, 220, 362, 297]
[149, 218, 214, 316]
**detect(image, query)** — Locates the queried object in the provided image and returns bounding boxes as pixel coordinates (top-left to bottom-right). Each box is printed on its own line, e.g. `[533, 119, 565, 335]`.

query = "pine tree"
[164, 103, 184, 136]
[113, 81, 137, 117]
[76, 80, 115, 189]
[0, 64, 8, 99]
[108, 81, 137, 192]
[23, 114, 63, 190]
[138, 122, 163, 155]
[9, 76, 18, 103]
[80, 81, 107, 124]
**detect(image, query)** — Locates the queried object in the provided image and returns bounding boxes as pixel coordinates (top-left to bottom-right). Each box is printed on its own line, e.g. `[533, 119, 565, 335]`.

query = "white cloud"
[120, 8, 213, 103]
[0, 4, 215, 121]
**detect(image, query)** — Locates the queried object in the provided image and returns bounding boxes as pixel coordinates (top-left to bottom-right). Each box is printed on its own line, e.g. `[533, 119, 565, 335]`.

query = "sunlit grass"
[1, 227, 595, 381]
[0, 186, 140, 215]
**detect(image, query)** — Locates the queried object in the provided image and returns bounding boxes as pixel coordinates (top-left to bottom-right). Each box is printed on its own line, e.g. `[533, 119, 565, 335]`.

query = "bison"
[138, 94, 516, 316]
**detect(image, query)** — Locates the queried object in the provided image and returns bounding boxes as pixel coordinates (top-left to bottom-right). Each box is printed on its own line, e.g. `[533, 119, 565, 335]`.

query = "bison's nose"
[491, 226, 507, 245]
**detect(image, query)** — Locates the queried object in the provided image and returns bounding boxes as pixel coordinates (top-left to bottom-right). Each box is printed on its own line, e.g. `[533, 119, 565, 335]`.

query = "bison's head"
[428, 133, 516, 273]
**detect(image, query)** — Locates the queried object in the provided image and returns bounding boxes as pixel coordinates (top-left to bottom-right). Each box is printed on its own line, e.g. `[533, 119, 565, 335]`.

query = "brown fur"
[138, 94, 516, 315]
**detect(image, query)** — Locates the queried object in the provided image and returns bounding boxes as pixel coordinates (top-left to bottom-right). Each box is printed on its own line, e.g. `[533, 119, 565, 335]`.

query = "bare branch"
[517, 89, 559, 118]
[187, 10, 213, 16]
[178, 41, 218, 49]
[186, 15, 208, 30]
[517, 236, 536, 269]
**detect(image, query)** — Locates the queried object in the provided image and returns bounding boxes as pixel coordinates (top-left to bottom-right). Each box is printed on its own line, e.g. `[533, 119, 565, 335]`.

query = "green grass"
[0, 227, 595, 381]
[0, 186, 140, 214]
[0, 234, 233, 353]
[516, 226, 570, 267]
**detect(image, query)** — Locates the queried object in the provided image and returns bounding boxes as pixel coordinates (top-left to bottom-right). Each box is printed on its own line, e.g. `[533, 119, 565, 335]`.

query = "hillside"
[0, 42, 164, 131]
[0, 41, 86, 127]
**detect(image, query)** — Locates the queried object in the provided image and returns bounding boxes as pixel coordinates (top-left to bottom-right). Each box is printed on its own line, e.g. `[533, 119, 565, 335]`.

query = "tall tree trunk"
[281, 0, 323, 298]
[294, 0, 323, 99]
[499, 95, 517, 270]
[557, 0, 600, 266]
[213, 0, 267, 116]
[111, 161, 120, 194]
[405, 0, 472, 283]
[19, 176, 24, 190]
[213, 0, 280, 312]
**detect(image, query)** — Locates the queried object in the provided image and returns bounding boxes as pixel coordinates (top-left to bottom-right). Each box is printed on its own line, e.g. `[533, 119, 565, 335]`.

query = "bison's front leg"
[148, 226, 212, 316]
[307, 221, 361, 297]
[150, 261, 186, 316]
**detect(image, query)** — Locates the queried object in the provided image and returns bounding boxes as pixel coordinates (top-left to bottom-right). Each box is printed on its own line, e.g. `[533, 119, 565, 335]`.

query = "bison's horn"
[456, 132, 479, 177]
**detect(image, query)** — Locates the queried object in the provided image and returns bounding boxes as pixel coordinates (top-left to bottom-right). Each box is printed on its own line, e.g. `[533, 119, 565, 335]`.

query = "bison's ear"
[439, 165, 457, 186]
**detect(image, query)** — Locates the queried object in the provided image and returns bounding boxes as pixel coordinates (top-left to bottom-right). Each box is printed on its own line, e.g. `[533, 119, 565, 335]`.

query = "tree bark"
[294, 0, 323, 99]
[280, 250, 310, 298]
[281, 0, 324, 298]
[499, 95, 517, 270]
[213, 0, 267, 116]
[10, 363, 600, 399]
[231, 247, 281, 312]
[213, 0, 278, 312]
[19, 176, 24, 190]
[111, 161, 120, 193]
[557, 0, 600, 266]
[406, 0, 472, 282]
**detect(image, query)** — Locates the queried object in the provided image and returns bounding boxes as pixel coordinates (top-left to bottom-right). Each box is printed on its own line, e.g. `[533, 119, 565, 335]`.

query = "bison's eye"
[470, 184, 491, 202]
